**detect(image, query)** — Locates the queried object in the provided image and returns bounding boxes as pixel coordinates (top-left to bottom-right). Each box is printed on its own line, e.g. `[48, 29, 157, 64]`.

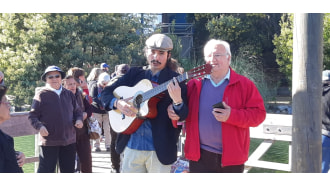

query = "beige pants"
[92, 113, 111, 148]
[121, 147, 171, 173]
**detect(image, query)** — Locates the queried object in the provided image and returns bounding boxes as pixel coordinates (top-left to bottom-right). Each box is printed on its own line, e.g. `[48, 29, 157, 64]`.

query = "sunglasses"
[47, 74, 61, 79]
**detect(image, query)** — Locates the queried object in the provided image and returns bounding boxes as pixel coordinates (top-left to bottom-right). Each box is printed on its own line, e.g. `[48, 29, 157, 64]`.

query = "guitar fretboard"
[133, 63, 211, 106]
[142, 72, 189, 102]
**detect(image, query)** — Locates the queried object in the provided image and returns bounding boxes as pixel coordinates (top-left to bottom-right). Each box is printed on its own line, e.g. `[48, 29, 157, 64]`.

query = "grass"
[14, 135, 35, 173]
[248, 138, 290, 173]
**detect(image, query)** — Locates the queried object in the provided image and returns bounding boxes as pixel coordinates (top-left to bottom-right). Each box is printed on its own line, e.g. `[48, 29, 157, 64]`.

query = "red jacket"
[184, 68, 266, 166]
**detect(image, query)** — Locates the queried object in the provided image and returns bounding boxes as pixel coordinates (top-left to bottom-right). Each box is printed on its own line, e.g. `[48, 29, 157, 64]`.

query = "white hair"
[97, 72, 110, 85]
[204, 39, 231, 62]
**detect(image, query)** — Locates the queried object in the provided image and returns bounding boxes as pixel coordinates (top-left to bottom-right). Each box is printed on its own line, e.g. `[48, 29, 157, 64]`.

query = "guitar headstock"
[187, 63, 212, 79]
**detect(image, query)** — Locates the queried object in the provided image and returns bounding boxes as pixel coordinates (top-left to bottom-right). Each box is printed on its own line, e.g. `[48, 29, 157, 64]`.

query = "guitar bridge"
[136, 112, 146, 120]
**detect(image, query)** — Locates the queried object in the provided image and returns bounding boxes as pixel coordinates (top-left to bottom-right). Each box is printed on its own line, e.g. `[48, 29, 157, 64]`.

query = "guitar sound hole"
[134, 94, 143, 108]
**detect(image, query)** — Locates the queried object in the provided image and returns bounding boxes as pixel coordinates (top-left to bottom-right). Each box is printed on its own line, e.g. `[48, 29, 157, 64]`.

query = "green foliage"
[207, 14, 246, 45]
[0, 13, 148, 107]
[206, 13, 281, 59]
[272, 13, 293, 86]
[231, 54, 278, 111]
[41, 13, 146, 73]
[323, 14, 330, 69]
[0, 13, 49, 106]
[273, 13, 330, 86]
[186, 13, 217, 63]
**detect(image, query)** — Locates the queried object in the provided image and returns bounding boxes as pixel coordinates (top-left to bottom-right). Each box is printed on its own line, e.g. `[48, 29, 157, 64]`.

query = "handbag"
[87, 116, 102, 140]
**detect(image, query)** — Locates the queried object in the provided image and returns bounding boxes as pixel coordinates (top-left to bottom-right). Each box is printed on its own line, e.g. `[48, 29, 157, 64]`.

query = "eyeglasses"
[47, 74, 61, 79]
[205, 53, 228, 60]
[0, 101, 11, 107]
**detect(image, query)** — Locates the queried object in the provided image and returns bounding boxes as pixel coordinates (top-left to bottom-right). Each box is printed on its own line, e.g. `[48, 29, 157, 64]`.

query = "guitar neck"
[134, 64, 212, 106]
[142, 72, 188, 102]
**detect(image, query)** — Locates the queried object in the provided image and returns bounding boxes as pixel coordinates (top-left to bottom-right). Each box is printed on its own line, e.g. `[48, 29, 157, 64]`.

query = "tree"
[0, 13, 151, 107]
[0, 13, 49, 107]
[41, 13, 147, 73]
[272, 13, 293, 87]
[206, 14, 281, 69]
[273, 13, 330, 87]
[186, 13, 215, 65]
[323, 14, 330, 69]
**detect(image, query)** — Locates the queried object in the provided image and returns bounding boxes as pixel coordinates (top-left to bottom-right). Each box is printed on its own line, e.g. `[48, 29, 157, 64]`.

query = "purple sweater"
[198, 79, 229, 154]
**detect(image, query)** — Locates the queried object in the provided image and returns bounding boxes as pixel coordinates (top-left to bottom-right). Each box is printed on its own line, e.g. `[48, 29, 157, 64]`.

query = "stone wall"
[0, 112, 37, 137]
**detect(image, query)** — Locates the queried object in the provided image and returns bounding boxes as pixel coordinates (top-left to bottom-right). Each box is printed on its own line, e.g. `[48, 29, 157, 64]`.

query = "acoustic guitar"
[108, 64, 212, 134]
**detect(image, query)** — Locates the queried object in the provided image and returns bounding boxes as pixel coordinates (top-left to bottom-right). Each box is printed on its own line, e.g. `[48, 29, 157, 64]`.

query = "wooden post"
[292, 13, 324, 172]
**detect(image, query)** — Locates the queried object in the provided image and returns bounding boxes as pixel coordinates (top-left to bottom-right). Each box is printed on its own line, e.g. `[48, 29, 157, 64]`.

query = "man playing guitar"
[101, 34, 188, 173]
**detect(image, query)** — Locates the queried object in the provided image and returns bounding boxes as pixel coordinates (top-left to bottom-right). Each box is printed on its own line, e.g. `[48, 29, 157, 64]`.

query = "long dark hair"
[166, 51, 179, 72]
[0, 85, 8, 101]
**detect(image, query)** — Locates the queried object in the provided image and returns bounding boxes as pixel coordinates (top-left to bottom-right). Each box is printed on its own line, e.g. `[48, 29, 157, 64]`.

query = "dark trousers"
[38, 143, 76, 173]
[189, 148, 244, 173]
[76, 134, 92, 173]
[110, 126, 120, 172]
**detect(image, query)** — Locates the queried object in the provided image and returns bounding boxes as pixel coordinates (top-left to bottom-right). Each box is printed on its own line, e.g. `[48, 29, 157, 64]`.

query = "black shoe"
[95, 147, 101, 152]
[106, 147, 110, 152]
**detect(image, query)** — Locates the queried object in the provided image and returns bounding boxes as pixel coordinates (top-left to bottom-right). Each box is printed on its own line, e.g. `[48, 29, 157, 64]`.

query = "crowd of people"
[0, 33, 267, 173]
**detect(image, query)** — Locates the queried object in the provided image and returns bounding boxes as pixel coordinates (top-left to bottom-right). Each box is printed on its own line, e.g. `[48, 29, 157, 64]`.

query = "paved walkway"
[90, 136, 185, 173]
[91, 141, 113, 173]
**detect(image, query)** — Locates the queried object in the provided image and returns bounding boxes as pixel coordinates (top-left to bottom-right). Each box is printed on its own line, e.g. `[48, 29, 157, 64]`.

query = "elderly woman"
[63, 74, 93, 173]
[28, 65, 83, 173]
[0, 85, 25, 172]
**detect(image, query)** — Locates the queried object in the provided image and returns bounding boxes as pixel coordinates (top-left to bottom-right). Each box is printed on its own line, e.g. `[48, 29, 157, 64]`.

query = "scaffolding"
[159, 23, 194, 59]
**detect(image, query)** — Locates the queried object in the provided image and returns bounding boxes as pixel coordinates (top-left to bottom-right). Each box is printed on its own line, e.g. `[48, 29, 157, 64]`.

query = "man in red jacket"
[168, 39, 266, 173]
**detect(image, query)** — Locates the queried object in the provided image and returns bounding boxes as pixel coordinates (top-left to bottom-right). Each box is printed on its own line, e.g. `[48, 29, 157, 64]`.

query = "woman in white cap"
[28, 65, 83, 173]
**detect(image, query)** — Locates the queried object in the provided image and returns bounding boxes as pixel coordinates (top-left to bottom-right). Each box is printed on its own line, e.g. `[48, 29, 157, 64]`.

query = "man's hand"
[212, 102, 231, 122]
[167, 104, 180, 121]
[39, 126, 49, 136]
[167, 77, 182, 104]
[116, 99, 138, 117]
